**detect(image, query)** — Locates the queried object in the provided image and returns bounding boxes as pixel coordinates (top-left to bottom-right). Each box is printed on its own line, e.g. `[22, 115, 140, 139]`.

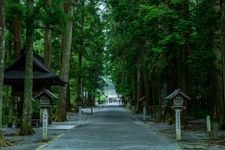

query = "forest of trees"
[106, 0, 225, 127]
[0, 0, 225, 147]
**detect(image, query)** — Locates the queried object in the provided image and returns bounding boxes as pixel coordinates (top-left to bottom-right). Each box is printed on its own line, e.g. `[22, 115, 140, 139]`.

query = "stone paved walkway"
[38, 106, 180, 150]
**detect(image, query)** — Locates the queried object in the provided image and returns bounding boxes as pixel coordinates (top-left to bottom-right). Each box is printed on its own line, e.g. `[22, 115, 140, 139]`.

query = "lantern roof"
[34, 89, 58, 100]
[165, 89, 191, 100]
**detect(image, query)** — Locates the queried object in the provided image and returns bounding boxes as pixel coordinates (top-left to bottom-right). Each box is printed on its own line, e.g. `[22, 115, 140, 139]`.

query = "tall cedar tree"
[20, 0, 35, 135]
[56, 0, 74, 121]
[13, 0, 22, 58]
[75, 0, 85, 112]
[0, 0, 11, 146]
[220, 0, 225, 127]
[44, 0, 52, 68]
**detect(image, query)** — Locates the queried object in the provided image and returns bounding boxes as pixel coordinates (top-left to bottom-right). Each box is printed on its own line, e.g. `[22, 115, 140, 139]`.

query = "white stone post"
[143, 105, 146, 121]
[79, 106, 82, 121]
[42, 108, 48, 140]
[175, 108, 182, 140]
[91, 106, 93, 115]
[207, 115, 211, 132]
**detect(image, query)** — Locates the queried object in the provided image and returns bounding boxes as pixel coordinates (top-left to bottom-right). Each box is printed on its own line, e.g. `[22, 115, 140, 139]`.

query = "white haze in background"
[103, 77, 119, 101]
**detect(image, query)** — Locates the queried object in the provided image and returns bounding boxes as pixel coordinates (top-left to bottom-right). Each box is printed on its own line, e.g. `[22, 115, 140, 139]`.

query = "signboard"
[143, 105, 146, 121]
[42, 108, 48, 140]
[79, 106, 82, 121]
[175, 109, 182, 140]
[207, 115, 211, 132]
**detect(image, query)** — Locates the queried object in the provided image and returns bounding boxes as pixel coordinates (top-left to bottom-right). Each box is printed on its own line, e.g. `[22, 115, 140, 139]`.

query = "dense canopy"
[1, 0, 225, 146]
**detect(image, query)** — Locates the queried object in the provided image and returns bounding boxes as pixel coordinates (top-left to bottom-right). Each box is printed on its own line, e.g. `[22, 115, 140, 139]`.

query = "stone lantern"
[34, 89, 58, 141]
[165, 89, 191, 140]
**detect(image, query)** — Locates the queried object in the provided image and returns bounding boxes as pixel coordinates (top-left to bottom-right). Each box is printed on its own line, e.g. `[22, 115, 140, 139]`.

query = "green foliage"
[5, 0, 25, 23]
[106, 0, 222, 119]
[1, 0, 224, 124]
[70, 0, 105, 100]
[40, 0, 67, 28]
[32, 99, 40, 118]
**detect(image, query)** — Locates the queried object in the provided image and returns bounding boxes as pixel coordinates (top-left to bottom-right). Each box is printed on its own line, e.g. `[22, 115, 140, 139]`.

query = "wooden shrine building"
[4, 52, 66, 95]
[4, 51, 66, 127]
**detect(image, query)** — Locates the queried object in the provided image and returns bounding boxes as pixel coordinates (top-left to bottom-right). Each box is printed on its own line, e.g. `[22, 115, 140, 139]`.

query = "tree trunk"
[136, 65, 141, 112]
[6, 31, 13, 128]
[136, 46, 146, 113]
[210, 6, 224, 125]
[13, 0, 22, 58]
[211, 69, 223, 123]
[13, 14, 22, 58]
[0, 0, 5, 138]
[131, 71, 137, 111]
[0, 0, 11, 146]
[56, 0, 74, 121]
[136, 63, 145, 113]
[8, 93, 15, 128]
[44, 0, 52, 68]
[7, 32, 13, 62]
[66, 83, 71, 111]
[20, 0, 35, 135]
[75, 0, 84, 112]
[44, 27, 52, 68]
[220, 0, 225, 128]
[75, 53, 83, 111]
[145, 78, 152, 117]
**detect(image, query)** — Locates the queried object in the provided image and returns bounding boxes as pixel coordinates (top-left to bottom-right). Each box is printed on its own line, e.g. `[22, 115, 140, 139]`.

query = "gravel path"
[2, 111, 90, 150]
[2, 106, 225, 150]
[38, 106, 181, 150]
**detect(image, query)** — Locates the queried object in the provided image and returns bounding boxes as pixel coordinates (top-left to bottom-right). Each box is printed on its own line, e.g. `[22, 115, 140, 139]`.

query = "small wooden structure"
[35, 89, 57, 140]
[34, 89, 58, 124]
[34, 89, 58, 107]
[4, 52, 66, 95]
[164, 89, 191, 108]
[34, 89, 58, 123]
[164, 89, 191, 118]
[4, 51, 66, 127]
[165, 89, 191, 140]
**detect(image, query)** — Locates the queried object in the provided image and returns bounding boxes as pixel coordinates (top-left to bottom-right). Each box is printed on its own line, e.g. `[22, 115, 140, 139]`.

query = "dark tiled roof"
[4, 52, 67, 87]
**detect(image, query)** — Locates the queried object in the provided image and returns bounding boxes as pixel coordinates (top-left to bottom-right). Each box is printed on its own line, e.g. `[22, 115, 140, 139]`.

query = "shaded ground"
[134, 114, 225, 150]
[2, 105, 225, 150]
[38, 106, 180, 150]
[2, 106, 179, 150]
[2, 111, 90, 150]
